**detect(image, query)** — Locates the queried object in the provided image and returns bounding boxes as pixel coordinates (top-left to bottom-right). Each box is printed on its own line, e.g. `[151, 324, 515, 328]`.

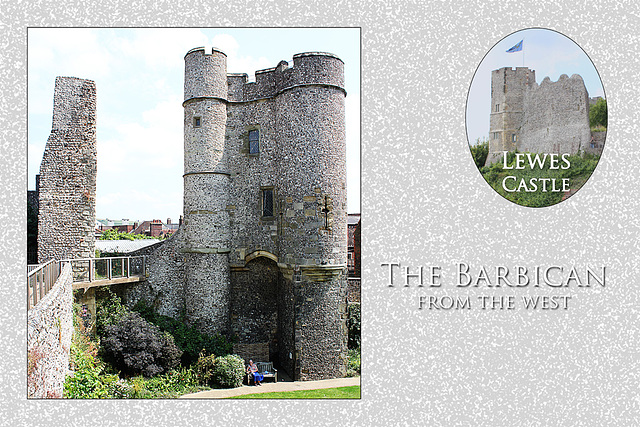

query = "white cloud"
[116, 28, 210, 70]
[210, 34, 271, 80]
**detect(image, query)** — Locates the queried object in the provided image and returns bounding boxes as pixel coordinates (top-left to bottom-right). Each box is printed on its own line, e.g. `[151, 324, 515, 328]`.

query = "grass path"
[227, 385, 360, 399]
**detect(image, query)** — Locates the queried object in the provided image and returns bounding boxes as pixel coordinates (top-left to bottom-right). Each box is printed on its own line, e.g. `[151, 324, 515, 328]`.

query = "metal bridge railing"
[27, 255, 148, 309]
[27, 260, 62, 310]
[60, 255, 147, 285]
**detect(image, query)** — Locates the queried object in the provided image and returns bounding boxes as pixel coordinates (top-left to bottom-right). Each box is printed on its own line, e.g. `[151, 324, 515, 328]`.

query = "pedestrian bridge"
[28, 255, 147, 309]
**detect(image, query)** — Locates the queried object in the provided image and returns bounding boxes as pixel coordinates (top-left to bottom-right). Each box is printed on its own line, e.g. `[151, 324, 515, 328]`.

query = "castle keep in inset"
[486, 67, 603, 165]
[130, 48, 348, 380]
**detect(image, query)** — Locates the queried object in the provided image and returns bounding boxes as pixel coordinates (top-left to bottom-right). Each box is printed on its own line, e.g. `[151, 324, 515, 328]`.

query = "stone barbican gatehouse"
[126, 47, 349, 380]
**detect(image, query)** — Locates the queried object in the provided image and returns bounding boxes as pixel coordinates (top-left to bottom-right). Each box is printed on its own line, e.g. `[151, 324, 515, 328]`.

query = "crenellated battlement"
[229, 51, 345, 102]
[184, 48, 345, 104]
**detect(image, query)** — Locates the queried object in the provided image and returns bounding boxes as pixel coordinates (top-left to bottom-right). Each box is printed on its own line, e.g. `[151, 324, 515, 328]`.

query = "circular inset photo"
[466, 28, 606, 207]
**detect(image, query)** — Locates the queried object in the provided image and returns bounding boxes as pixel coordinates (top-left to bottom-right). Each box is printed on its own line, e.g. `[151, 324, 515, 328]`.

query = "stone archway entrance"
[230, 254, 281, 365]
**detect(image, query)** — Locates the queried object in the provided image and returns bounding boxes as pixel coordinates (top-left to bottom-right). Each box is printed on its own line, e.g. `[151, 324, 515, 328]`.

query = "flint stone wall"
[38, 77, 96, 262]
[27, 263, 73, 398]
[347, 277, 361, 303]
[122, 231, 185, 319]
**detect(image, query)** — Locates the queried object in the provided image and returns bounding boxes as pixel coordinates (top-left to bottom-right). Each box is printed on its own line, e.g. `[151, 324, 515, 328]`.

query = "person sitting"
[246, 359, 264, 386]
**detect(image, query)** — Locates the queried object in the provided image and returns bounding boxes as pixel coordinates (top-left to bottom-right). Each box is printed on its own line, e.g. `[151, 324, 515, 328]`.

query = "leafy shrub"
[195, 353, 245, 388]
[346, 348, 361, 377]
[64, 308, 117, 398]
[347, 303, 361, 349]
[194, 352, 216, 386]
[126, 367, 202, 398]
[101, 312, 182, 377]
[213, 354, 245, 388]
[133, 299, 234, 365]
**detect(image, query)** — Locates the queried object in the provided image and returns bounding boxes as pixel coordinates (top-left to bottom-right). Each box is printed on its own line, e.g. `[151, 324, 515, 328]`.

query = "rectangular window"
[262, 188, 273, 217]
[512, 134, 517, 142]
[492, 132, 500, 140]
[495, 104, 500, 112]
[193, 117, 201, 127]
[249, 129, 259, 154]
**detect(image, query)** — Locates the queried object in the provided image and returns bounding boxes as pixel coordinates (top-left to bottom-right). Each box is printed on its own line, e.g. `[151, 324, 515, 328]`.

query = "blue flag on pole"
[506, 40, 523, 53]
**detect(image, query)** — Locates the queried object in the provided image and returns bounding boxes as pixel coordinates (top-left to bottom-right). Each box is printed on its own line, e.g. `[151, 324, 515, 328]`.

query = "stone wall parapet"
[27, 263, 73, 398]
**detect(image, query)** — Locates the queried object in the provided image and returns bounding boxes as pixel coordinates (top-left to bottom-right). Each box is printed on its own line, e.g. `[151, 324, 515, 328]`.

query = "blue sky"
[28, 28, 361, 221]
[466, 28, 605, 145]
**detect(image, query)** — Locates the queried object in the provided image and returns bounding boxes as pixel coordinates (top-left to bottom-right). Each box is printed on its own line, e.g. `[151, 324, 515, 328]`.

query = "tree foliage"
[470, 138, 489, 168]
[99, 229, 153, 240]
[589, 98, 607, 129]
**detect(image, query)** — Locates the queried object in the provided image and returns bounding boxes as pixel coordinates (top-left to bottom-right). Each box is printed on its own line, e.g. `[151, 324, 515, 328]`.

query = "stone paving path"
[179, 376, 361, 399]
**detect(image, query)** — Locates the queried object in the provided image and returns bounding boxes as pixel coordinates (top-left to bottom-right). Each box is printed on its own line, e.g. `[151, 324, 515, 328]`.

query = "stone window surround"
[249, 128, 260, 155]
[261, 186, 275, 219]
[246, 124, 261, 157]
[193, 116, 202, 128]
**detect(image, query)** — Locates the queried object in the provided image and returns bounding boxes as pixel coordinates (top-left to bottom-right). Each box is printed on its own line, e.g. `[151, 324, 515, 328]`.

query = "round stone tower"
[182, 47, 231, 334]
[274, 52, 349, 380]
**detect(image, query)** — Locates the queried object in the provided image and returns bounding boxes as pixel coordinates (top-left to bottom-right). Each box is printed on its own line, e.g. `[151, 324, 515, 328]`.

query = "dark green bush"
[101, 312, 182, 377]
[347, 303, 361, 349]
[133, 299, 234, 365]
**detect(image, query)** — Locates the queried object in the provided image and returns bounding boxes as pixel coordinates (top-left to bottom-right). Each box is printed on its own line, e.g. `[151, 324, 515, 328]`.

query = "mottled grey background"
[3, 1, 639, 426]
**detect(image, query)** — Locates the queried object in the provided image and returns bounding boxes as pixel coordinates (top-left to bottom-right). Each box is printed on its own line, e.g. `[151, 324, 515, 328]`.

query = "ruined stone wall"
[27, 263, 73, 398]
[519, 74, 591, 154]
[38, 77, 96, 262]
[486, 68, 593, 164]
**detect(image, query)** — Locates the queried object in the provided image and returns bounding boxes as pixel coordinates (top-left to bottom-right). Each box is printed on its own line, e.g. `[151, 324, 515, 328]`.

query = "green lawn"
[227, 385, 360, 399]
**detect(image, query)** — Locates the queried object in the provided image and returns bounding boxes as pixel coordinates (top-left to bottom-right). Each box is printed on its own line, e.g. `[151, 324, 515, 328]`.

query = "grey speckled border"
[4, 1, 639, 426]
